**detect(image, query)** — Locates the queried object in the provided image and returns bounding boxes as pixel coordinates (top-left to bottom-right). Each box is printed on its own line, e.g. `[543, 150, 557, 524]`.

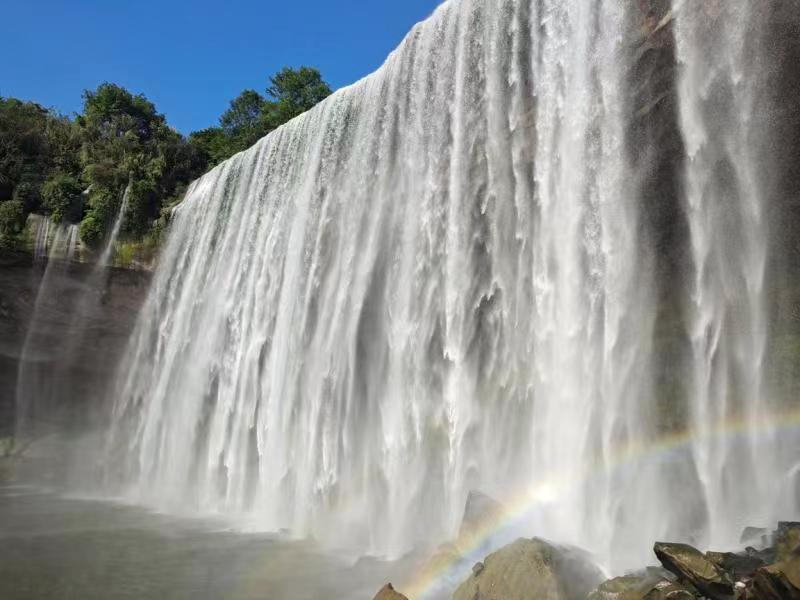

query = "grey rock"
[452, 537, 603, 600]
[654, 542, 734, 599]
[372, 583, 409, 600]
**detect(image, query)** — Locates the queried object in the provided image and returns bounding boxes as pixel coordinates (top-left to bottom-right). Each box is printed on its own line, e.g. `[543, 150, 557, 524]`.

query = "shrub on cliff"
[41, 172, 82, 223]
[0, 200, 26, 249]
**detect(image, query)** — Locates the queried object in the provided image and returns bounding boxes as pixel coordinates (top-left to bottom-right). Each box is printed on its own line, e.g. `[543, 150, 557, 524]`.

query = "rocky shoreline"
[373, 494, 800, 600]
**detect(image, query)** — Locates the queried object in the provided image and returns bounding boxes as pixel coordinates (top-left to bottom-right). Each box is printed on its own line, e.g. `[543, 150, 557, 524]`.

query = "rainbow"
[400, 406, 800, 599]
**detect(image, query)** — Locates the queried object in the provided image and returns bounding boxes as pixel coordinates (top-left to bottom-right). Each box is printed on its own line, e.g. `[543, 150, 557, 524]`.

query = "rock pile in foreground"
[373, 521, 800, 599]
[591, 522, 800, 600]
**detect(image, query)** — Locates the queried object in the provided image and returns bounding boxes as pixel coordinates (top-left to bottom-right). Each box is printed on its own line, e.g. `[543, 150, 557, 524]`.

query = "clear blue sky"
[2, 0, 444, 134]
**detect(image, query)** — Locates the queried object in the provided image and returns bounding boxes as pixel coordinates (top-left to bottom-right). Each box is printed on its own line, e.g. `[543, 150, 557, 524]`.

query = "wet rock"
[748, 556, 800, 599]
[774, 522, 800, 561]
[589, 575, 659, 599]
[372, 583, 409, 600]
[472, 561, 484, 576]
[654, 542, 734, 599]
[589, 570, 696, 600]
[644, 579, 696, 600]
[705, 551, 765, 581]
[453, 537, 604, 600]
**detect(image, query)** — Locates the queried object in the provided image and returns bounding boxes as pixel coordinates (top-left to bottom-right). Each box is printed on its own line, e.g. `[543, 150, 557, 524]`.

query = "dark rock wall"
[0, 252, 150, 437]
[628, 1, 800, 421]
[766, 6, 800, 401]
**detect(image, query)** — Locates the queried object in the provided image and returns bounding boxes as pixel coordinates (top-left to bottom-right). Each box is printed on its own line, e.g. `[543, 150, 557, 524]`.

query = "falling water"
[29, 216, 78, 264]
[104, 0, 798, 573]
[16, 186, 129, 437]
[675, 2, 785, 549]
[95, 183, 131, 271]
[31, 215, 52, 262]
[16, 220, 79, 433]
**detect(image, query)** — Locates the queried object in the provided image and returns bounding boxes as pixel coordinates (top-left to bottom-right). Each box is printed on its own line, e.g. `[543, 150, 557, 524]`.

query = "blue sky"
[2, 0, 444, 133]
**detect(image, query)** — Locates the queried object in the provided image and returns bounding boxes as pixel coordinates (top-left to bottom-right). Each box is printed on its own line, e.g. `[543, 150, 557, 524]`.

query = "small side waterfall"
[29, 215, 78, 264]
[103, 0, 800, 573]
[16, 219, 79, 433]
[95, 183, 130, 272]
[16, 186, 129, 437]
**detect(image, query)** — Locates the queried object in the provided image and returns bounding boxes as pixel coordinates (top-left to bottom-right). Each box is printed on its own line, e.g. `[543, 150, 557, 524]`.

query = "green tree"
[188, 67, 333, 168]
[76, 83, 205, 246]
[41, 173, 82, 223]
[220, 89, 266, 151]
[188, 127, 231, 168]
[0, 98, 51, 205]
[0, 67, 331, 256]
[261, 66, 333, 130]
[0, 200, 26, 249]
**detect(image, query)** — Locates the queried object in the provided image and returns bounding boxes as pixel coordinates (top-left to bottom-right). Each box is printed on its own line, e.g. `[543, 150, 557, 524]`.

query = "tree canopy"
[0, 66, 333, 254]
[193, 66, 333, 165]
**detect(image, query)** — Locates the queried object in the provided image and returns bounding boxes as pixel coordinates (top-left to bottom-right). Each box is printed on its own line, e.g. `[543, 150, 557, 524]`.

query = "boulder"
[589, 570, 697, 600]
[774, 522, 800, 561]
[372, 583, 409, 600]
[654, 542, 734, 599]
[589, 575, 659, 600]
[748, 556, 800, 599]
[705, 551, 765, 581]
[644, 579, 696, 600]
[453, 537, 604, 600]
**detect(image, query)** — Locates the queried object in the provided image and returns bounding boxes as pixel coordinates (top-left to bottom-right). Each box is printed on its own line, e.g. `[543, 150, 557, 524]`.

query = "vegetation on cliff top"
[0, 67, 332, 254]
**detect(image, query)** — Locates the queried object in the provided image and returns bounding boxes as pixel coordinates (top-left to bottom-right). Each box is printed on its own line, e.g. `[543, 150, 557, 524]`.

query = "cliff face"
[0, 252, 150, 437]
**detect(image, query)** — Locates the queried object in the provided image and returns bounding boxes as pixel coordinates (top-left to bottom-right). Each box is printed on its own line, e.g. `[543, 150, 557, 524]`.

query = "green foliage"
[0, 98, 50, 200]
[45, 115, 82, 175]
[79, 83, 165, 141]
[0, 200, 26, 249]
[115, 241, 137, 268]
[0, 67, 331, 254]
[262, 66, 333, 129]
[220, 90, 267, 152]
[79, 214, 104, 248]
[123, 178, 158, 238]
[75, 83, 205, 244]
[12, 181, 41, 213]
[189, 128, 231, 167]
[41, 172, 82, 222]
[189, 67, 333, 167]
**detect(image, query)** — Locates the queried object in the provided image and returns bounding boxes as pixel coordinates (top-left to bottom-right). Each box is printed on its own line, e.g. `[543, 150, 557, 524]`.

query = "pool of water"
[0, 485, 417, 600]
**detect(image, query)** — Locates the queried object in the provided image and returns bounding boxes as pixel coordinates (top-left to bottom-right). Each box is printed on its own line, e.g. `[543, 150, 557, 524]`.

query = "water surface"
[0, 485, 412, 600]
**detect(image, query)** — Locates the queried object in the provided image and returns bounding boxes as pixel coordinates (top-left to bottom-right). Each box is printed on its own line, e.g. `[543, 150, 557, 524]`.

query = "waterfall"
[675, 1, 786, 549]
[16, 220, 79, 433]
[105, 0, 798, 572]
[16, 187, 129, 437]
[95, 182, 130, 271]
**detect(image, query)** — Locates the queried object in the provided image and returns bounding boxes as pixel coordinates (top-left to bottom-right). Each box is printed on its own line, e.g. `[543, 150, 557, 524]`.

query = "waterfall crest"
[105, 0, 800, 570]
